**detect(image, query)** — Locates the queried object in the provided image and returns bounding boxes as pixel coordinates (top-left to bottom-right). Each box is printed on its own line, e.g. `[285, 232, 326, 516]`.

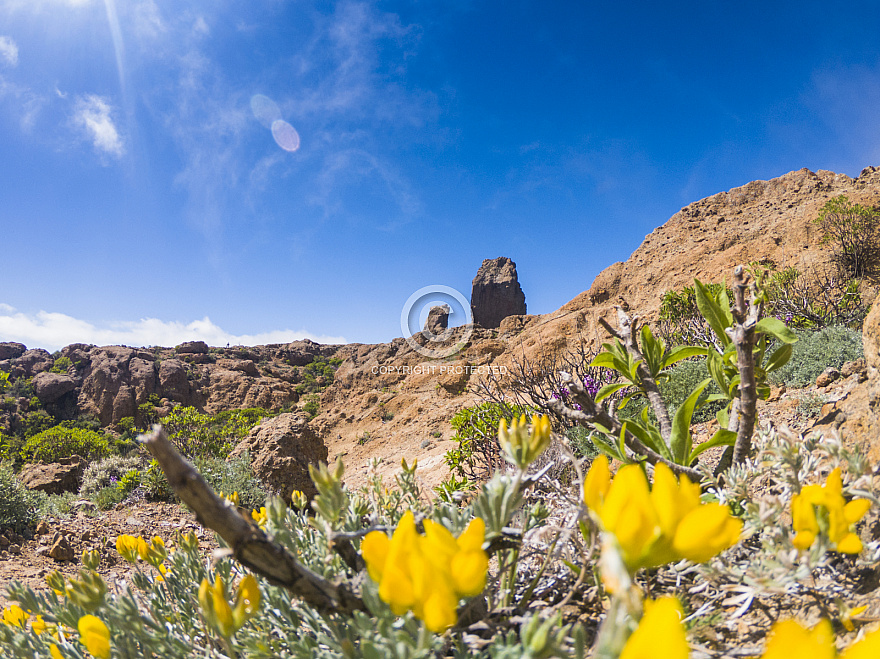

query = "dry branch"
[547, 374, 702, 482]
[140, 425, 367, 616]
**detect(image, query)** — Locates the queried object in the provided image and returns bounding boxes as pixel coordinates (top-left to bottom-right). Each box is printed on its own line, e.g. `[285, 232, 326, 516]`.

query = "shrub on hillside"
[813, 194, 880, 278]
[20, 426, 110, 464]
[769, 325, 863, 388]
[79, 454, 144, 500]
[193, 451, 267, 510]
[163, 407, 267, 459]
[0, 462, 41, 532]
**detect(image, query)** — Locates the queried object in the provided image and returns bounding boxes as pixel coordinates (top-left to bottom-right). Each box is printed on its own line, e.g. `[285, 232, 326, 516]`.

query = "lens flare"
[250, 94, 281, 129]
[271, 120, 301, 152]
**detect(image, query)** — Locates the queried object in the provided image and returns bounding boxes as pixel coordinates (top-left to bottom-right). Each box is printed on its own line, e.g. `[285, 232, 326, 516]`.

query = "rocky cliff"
[3, 166, 880, 490]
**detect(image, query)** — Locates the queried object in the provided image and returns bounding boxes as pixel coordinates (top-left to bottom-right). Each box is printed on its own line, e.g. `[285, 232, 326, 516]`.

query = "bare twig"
[548, 375, 702, 482]
[598, 307, 673, 442]
[140, 425, 367, 616]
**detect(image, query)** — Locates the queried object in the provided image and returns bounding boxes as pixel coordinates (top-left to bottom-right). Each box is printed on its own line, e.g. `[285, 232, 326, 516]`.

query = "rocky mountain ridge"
[3, 165, 880, 489]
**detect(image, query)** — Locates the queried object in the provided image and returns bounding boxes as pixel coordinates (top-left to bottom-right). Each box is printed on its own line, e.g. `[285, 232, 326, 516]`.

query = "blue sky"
[1, 0, 879, 352]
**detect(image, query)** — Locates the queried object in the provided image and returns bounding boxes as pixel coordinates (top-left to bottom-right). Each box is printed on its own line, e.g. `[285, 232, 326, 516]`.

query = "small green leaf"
[695, 279, 732, 347]
[706, 349, 728, 395]
[595, 382, 630, 403]
[763, 343, 793, 373]
[756, 317, 798, 344]
[688, 428, 736, 462]
[664, 345, 709, 369]
[670, 378, 711, 464]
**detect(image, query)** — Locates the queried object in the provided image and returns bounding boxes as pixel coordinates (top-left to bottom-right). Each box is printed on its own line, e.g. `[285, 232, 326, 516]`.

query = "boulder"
[13, 349, 53, 376]
[470, 257, 527, 329]
[229, 413, 327, 500]
[230, 360, 260, 377]
[32, 372, 77, 404]
[18, 456, 86, 495]
[424, 305, 450, 336]
[159, 359, 191, 402]
[0, 342, 26, 360]
[176, 340, 210, 354]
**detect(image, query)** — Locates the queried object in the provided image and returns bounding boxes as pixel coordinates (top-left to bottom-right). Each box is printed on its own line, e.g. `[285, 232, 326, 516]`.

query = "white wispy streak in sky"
[0, 305, 346, 352]
[72, 94, 124, 158]
[0, 36, 18, 66]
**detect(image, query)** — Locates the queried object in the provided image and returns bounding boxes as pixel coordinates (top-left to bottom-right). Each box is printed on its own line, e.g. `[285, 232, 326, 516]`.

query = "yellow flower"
[199, 574, 261, 638]
[2, 604, 28, 628]
[841, 625, 880, 659]
[620, 597, 689, 659]
[583, 459, 742, 575]
[78, 615, 111, 659]
[498, 414, 552, 469]
[361, 511, 488, 633]
[251, 507, 268, 529]
[115, 534, 140, 564]
[138, 536, 168, 568]
[232, 574, 261, 630]
[31, 614, 48, 635]
[49, 645, 64, 659]
[220, 491, 240, 506]
[791, 468, 870, 554]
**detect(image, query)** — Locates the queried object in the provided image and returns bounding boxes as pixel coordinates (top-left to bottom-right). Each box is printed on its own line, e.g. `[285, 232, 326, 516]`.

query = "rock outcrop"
[229, 413, 328, 500]
[470, 257, 527, 329]
[18, 456, 86, 495]
[423, 305, 450, 336]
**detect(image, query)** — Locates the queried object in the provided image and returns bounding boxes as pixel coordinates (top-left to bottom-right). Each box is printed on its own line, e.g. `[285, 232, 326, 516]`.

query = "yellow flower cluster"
[584, 455, 743, 574]
[251, 506, 268, 528]
[116, 534, 168, 571]
[498, 414, 552, 469]
[198, 574, 261, 638]
[761, 619, 880, 659]
[360, 511, 489, 633]
[622, 600, 880, 659]
[791, 467, 871, 554]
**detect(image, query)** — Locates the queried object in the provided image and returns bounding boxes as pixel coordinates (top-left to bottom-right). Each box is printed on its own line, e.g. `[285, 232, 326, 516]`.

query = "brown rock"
[35, 521, 51, 536]
[816, 367, 840, 388]
[230, 360, 260, 377]
[175, 340, 209, 354]
[32, 372, 77, 404]
[0, 342, 27, 360]
[13, 348, 53, 376]
[229, 413, 328, 500]
[471, 257, 527, 329]
[841, 358, 866, 379]
[424, 305, 450, 336]
[48, 535, 75, 561]
[19, 456, 87, 495]
[159, 359, 191, 402]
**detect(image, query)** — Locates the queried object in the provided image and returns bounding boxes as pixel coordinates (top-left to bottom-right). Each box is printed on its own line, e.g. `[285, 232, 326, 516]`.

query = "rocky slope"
[3, 166, 880, 491]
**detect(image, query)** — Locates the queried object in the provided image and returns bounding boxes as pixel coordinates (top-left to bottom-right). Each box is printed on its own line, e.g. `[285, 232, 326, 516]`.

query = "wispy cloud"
[72, 94, 124, 159]
[0, 304, 346, 352]
[0, 36, 18, 66]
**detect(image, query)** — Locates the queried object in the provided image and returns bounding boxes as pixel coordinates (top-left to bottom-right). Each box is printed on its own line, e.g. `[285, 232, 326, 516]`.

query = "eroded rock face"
[32, 373, 76, 404]
[424, 305, 450, 335]
[229, 413, 328, 500]
[471, 257, 526, 329]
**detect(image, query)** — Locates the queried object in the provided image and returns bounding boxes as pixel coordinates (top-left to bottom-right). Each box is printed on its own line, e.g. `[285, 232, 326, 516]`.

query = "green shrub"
[565, 425, 599, 461]
[80, 455, 144, 500]
[117, 470, 141, 496]
[94, 486, 125, 510]
[143, 459, 175, 501]
[163, 406, 264, 459]
[769, 326, 863, 388]
[0, 462, 41, 532]
[193, 451, 267, 510]
[444, 401, 536, 483]
[49, 356, 71, 373]
[20, 426, 110, 463]
[302, 394, 319, 419]
[813, 195, 880, 278]
[22, 411, 54, 439]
